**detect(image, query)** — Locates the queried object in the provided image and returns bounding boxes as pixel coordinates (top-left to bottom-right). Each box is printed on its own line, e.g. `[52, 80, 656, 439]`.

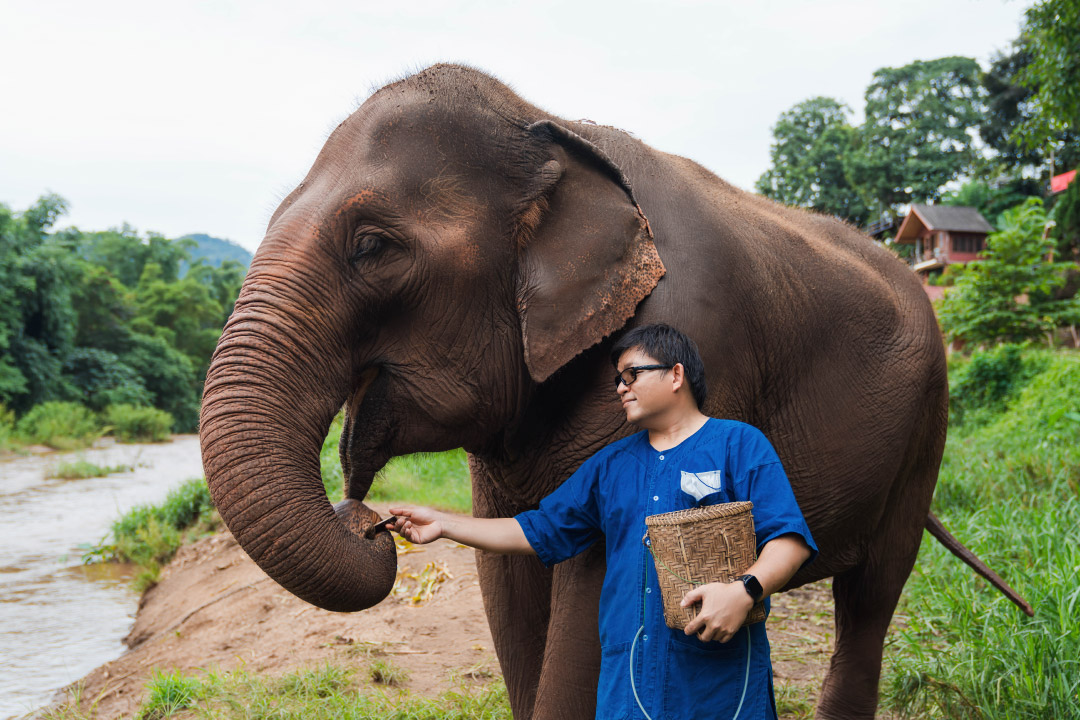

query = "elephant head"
[199, 64, 665, 612]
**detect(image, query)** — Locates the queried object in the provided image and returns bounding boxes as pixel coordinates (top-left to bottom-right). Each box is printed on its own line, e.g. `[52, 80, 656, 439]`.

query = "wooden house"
[893, 204, 994, 299]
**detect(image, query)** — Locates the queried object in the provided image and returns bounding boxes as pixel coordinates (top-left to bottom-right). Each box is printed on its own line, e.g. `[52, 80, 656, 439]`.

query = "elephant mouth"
[340, 365, 395, 503]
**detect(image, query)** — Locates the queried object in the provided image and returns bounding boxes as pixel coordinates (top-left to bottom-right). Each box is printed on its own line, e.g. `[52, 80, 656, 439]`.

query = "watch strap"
[735, 574, 764, 602]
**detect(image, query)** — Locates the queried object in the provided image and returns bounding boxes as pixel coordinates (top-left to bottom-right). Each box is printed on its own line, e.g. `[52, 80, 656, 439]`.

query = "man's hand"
[389, 506, 444, 544]
[681, 581, 755, 643]
[388, 506, 536, 555]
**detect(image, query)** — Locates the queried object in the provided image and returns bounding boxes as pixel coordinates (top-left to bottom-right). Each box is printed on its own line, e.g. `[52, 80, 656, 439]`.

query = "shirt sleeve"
[515, 454, 604, 568]
[736, 430, 818, 568]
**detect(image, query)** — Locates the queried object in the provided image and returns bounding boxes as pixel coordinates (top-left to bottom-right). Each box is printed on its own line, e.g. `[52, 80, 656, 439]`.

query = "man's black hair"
[610, 324, 708, 409]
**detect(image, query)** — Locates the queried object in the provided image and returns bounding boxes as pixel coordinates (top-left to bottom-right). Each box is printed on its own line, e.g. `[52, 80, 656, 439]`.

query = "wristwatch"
[734, 574, 764, 602]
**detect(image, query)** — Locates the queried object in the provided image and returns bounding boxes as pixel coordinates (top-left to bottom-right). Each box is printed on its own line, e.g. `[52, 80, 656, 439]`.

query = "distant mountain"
[179, 234, 253, 275]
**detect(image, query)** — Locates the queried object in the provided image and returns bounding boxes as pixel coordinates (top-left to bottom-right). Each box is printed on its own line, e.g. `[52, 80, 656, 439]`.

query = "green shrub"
[15, 401, 101, 449]
[103, 403, 173, 442]
[948, 344, 1043, 427]
[86, 477, 217, 588]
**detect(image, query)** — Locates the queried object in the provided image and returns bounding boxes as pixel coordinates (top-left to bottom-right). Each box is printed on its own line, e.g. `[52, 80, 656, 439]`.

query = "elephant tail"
[925, 513, 1034, 617]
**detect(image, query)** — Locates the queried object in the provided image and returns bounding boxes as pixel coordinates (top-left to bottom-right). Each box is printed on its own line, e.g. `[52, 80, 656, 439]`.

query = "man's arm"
[681, 533, 812, 643]
[389, 505, 536, 555]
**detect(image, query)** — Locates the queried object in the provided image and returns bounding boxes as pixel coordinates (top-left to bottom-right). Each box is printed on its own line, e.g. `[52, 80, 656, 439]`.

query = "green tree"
[755, 97, 870, 225]
[1014, 0, 1080, 153]
[847, 57, 986, 215]
[0, 194, 83, 411]
[981, 39, 1080, 175]
[82, 225, 194, 287]
[71, 264, 137, 353]
[938, 198, 1080, 344]
[0, 195, 245, 431]
[940, 179, 1039, 229]
[133, 263, 224, 380]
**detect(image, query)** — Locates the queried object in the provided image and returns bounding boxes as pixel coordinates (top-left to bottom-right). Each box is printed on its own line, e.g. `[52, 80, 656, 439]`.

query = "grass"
[139, 670, 201, 720]
[44, 663, 512, 720]
[369, 658, 410, 686]
[49, 458, 133, 479]
[84, 477, 220, 590]
[881, 347, 1080, 718]
[320, 411, 472, 513]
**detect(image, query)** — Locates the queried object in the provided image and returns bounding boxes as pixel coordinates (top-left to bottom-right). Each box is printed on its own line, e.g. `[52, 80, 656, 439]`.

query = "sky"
[0, 0, 1035, 253]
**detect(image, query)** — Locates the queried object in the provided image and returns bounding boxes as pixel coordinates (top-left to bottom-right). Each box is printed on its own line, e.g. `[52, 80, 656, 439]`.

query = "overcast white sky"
[0, 0, 1034, 252]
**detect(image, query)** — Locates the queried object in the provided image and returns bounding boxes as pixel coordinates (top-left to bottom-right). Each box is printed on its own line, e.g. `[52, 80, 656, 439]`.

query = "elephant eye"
[350, 232, 385, 264]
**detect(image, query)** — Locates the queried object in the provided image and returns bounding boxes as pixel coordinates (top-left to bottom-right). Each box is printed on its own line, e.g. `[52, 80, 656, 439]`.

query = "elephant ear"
[516, 120, 666, 383]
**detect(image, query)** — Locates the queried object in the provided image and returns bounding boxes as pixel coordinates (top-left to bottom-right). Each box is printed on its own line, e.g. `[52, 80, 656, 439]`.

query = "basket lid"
[644, 501, 753, 527]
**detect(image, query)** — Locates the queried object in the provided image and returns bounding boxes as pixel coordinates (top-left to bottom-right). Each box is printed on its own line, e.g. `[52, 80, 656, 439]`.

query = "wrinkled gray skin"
[200, 64, 1027, 719]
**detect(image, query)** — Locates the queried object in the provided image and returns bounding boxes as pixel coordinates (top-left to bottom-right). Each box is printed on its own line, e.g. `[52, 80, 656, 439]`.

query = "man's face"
[615, 348, 674, 425]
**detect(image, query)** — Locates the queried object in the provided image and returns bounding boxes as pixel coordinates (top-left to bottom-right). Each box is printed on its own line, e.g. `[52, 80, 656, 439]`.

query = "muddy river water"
[0, 436, 204, 719]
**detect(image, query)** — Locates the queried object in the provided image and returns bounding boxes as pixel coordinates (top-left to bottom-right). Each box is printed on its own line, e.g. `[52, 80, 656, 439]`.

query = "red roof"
[1051, 170, 1077, 194]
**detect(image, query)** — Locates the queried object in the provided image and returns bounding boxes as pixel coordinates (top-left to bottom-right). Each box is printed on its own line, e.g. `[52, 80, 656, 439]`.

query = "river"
[0, 436, 204, 719]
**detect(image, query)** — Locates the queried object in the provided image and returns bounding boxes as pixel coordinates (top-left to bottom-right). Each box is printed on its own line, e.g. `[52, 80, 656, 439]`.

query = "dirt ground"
[50, 504, 840, 719]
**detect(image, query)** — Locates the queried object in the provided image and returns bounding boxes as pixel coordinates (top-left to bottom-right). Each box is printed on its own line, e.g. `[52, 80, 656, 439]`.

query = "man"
[392, 324, 816, 719]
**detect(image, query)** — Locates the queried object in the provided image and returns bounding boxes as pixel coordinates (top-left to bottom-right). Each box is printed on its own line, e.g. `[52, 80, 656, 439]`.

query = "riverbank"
[0, 435, 207, 719]
[41, 508, 842, 719]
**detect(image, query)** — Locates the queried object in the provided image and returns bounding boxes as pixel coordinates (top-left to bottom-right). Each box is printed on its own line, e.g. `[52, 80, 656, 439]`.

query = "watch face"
[739, 574, 763, 601]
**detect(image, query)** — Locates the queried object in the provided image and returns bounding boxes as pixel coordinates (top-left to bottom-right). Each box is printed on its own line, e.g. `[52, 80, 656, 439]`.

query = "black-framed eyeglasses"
[613, 365, 673, 391]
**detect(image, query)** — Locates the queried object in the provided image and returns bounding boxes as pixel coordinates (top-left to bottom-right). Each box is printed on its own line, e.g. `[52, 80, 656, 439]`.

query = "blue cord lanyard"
[631, 536, 752, 720]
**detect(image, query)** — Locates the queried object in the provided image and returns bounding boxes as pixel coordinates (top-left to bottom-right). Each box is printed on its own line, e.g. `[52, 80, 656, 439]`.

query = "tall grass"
[883, 347, 1080, 718]
[321, 412, 472, 513]
[85, 477, 219, 590]
[50, 459, 133, 479]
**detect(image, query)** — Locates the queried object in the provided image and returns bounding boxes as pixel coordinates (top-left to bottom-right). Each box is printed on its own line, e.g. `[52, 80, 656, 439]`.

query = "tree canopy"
[756, 6, 1079, 233]
[0, 196, 247, 431]
[755, 97, 870, 226]
[1014, 0, 1080, 153]
[847, 57, 986, 213]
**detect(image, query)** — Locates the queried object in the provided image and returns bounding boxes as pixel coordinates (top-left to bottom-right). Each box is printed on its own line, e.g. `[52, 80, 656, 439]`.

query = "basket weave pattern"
[644, 501, 766, 630]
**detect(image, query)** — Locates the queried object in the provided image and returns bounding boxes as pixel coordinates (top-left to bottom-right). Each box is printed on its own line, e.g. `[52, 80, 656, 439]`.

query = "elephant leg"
[816, 551, 915, 718]
[816, 465, 940, 717]
[475, 549, 552, 719]
[534, 543, 605, 720]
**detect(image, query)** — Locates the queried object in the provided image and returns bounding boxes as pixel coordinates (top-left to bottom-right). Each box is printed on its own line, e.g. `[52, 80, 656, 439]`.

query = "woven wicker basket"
[644, 501, 766, 630]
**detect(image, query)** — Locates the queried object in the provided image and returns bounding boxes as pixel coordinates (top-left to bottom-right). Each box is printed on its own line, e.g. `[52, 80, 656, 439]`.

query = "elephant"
[199, 63, 1031, 719]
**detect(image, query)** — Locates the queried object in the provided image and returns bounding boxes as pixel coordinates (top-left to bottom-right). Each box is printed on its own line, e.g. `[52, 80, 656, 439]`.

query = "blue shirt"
[516, 418, 817, 720]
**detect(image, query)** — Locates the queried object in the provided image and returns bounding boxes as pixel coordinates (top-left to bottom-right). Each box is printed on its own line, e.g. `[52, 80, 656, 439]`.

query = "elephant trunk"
[199, 275, 397, 612]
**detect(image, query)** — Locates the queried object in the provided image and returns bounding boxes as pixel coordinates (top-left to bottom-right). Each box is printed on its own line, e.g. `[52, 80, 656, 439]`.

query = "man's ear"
[669, 363, 686, 394]
[515, 120, 665, 383]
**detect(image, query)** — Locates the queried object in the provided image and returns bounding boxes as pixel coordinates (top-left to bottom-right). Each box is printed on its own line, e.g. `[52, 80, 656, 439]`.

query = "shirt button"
[646, 587, 652, 594]
[659, 455, 664, 460]
[653, 495, 659, 501]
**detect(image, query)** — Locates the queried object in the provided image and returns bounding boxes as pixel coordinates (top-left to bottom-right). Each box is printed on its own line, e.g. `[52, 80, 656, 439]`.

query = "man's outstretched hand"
[387, 507, 536, 556]
[389, 506, 444, 544]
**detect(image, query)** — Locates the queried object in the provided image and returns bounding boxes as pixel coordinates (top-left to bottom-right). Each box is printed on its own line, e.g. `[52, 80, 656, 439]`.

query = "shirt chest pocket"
[680, 469, 724, 503]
